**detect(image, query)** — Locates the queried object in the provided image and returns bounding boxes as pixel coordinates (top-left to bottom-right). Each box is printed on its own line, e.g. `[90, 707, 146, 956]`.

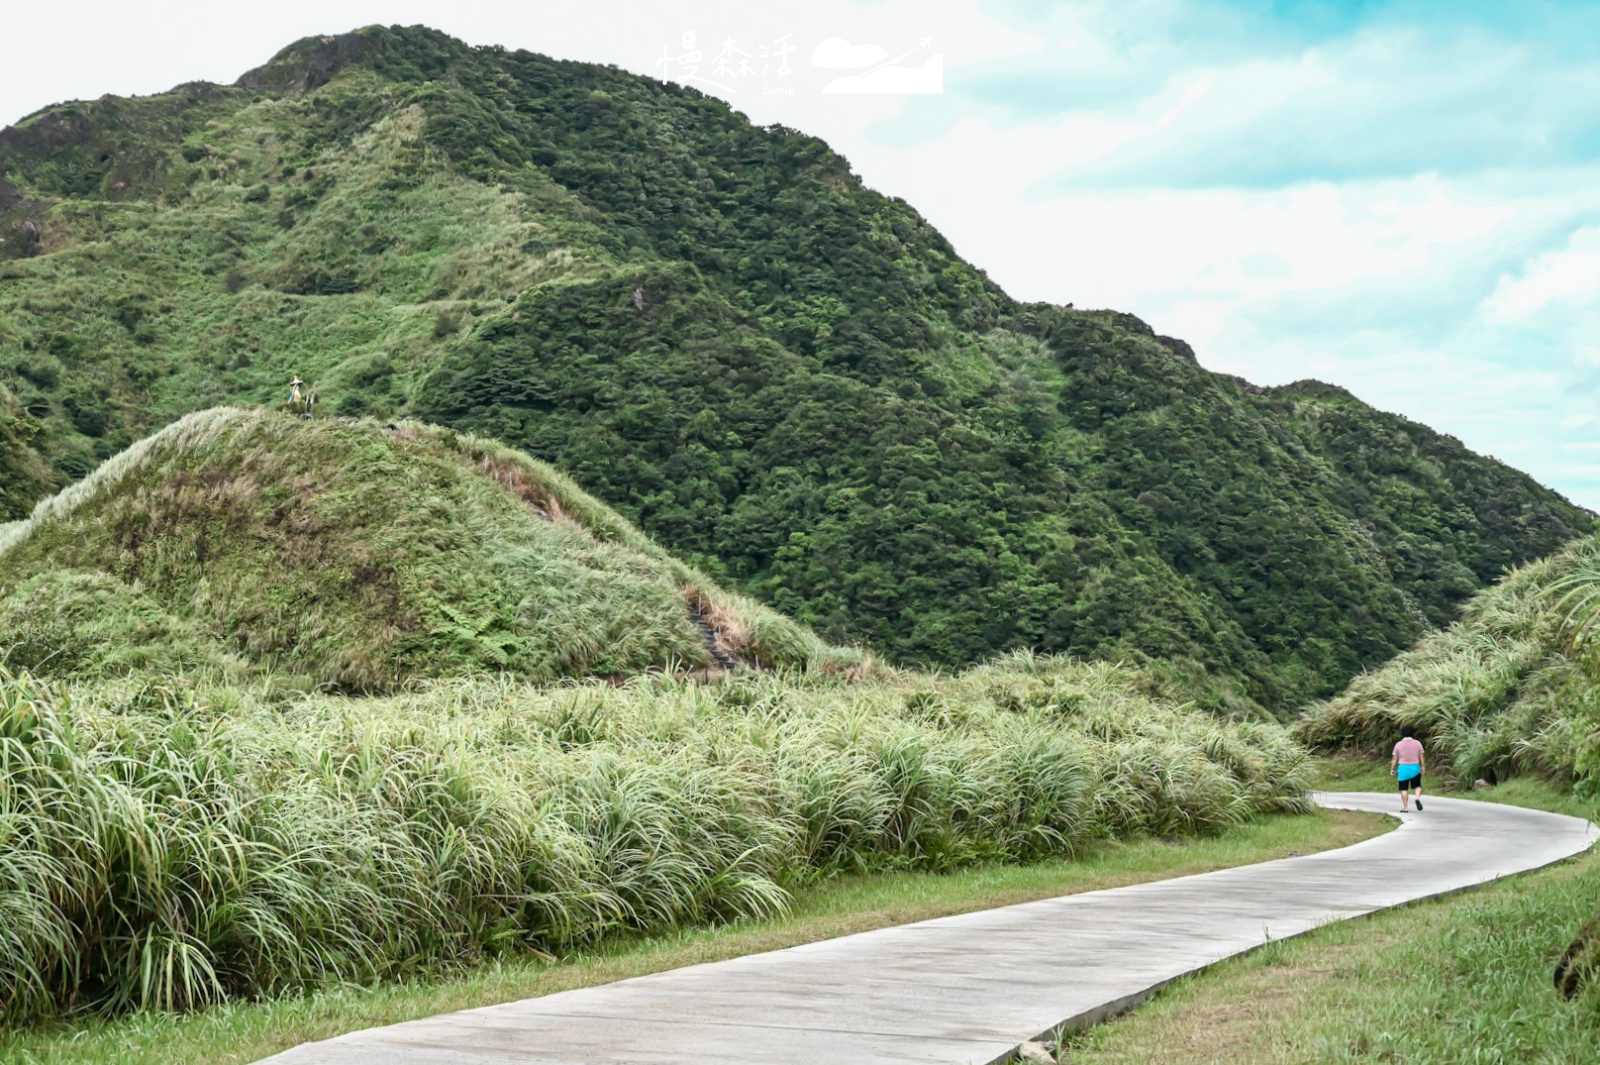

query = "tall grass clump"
[0, 655, 1309, 1021]
[1298, 536, 1600, 788]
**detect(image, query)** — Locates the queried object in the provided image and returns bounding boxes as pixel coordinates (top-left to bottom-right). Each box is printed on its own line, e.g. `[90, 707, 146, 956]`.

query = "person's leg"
[1398, 775, 1411, 811]
[1413, 776, 1423, 810]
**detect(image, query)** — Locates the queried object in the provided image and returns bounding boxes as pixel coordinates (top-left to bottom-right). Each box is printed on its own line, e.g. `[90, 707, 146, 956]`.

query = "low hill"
[0, 25, 1591, 710]
[0, 408, 844, 688]
[1297, 534, 1600, 787]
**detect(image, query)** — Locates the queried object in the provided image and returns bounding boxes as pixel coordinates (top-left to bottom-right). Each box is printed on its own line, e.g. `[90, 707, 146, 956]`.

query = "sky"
[4, 0, 1598, 508]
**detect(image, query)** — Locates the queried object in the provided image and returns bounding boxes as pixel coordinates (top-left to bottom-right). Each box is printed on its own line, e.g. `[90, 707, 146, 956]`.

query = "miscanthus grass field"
[0, 653, 1311, 1023]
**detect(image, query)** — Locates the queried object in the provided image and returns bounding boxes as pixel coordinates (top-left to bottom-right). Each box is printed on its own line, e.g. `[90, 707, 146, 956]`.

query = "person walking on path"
[1391, 726, 1425, 812]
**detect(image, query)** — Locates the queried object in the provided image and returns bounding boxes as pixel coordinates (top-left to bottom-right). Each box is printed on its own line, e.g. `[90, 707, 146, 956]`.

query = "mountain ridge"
[0, 24, 1589, 711]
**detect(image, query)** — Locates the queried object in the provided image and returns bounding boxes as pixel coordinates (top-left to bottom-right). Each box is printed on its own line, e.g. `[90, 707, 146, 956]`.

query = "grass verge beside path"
[1063, 764, 1600, 1065]
[0, 809, 1382, 1065]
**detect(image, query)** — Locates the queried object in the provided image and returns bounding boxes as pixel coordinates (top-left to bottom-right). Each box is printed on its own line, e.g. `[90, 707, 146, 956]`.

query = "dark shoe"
[1415, 799, 1423, 810]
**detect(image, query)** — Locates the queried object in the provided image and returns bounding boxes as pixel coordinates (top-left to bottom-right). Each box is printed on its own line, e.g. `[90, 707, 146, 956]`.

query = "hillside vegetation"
[1298, 535, 1600, 789]
[0, 407, 843, 689]
[1297, 524, 1600, 1009]
[0, 25, 1590, 710]
[0, 657, 1311, 1020]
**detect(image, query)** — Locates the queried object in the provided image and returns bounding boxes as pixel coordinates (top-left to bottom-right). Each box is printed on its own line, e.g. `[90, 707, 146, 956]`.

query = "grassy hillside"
[0, 25, 1590, 710]
[0, 655, 1311, 1020]
[1297, 518, 1600, 1008]
[0, 407, 845, 688]
[1297, 535, 1600, 788]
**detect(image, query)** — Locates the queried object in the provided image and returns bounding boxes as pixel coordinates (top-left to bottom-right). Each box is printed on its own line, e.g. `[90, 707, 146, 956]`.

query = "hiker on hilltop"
[1390, 725, 1425, 813]
[285, 376, 317, 418]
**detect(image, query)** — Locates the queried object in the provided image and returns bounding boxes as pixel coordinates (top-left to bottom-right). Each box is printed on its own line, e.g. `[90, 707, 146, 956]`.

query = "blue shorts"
[1397, 766, 1421, 790]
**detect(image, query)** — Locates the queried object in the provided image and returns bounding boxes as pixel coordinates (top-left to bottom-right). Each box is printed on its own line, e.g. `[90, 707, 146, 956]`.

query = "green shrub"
[48, 449, 92, 481]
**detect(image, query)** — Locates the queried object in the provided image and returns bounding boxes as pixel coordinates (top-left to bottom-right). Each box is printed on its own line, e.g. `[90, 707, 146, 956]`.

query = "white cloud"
[1483, 225, 1600, 322]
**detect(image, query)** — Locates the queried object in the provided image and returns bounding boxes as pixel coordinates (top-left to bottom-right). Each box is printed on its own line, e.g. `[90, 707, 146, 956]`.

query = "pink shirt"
[1393, 737, 1424, 765]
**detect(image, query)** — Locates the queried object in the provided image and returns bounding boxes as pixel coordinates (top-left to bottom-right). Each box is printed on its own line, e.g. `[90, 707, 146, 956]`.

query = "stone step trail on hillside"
[689, 602, 741, 672]
[256, 794, 1596, 1065]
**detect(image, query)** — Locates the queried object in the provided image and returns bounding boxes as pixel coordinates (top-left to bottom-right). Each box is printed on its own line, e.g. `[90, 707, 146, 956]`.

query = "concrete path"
[258, 793, 1595, 1065]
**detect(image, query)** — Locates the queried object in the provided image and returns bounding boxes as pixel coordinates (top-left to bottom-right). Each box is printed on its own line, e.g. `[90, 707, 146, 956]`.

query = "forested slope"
[0, 25, 1588, 710]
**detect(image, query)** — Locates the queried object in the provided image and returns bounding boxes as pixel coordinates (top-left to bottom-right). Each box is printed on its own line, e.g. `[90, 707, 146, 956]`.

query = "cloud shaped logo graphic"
[811, 38, 888, 70]
[823, 54, 944, 94]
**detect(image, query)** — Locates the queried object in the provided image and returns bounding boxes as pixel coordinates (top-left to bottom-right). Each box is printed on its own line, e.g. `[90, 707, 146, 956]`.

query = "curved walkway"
[259, 794, 1595, 1065]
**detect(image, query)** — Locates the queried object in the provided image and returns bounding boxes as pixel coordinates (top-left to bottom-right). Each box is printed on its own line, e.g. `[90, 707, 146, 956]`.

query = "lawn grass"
[0, 808, 1383, 1065]
[1063, 768, 1600, 1065]
[1303, 755, 1396, 794]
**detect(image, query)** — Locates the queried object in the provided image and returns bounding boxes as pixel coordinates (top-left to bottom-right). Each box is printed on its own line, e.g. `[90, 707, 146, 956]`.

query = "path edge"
[989, 796, 1599, 1065]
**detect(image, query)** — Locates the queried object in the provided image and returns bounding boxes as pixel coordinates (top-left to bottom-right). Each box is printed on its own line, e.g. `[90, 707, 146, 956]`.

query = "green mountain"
[0, 407, 844, 688]
[0, 25, 1589, 711]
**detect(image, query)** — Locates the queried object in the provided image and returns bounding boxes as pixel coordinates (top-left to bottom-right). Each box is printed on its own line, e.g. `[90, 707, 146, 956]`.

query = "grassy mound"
[0, 656, 1311, 1020]
[0, 408, 845, 687]
[1297, 536, 1600, 788]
